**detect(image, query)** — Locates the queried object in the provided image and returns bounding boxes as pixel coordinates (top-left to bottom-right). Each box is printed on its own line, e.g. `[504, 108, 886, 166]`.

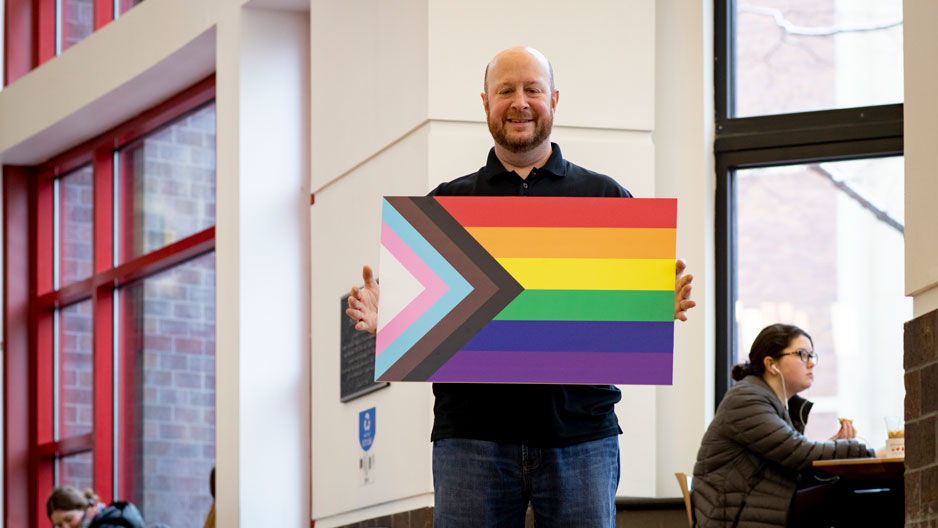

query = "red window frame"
[3, 75, 216, 528]
[5, 0, 126, 85]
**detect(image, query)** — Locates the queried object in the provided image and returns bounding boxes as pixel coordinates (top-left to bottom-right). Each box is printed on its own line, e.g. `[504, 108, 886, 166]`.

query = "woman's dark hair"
[731, 323, 813, 381]
[46, 486, 98, 517]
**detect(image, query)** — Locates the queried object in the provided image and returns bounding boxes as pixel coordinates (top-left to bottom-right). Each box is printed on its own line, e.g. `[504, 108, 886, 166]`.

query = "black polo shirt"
[428, 143, 631, 447]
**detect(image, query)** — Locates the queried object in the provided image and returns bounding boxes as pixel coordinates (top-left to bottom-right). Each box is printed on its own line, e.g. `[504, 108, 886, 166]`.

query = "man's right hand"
[346, 265, 379, 334]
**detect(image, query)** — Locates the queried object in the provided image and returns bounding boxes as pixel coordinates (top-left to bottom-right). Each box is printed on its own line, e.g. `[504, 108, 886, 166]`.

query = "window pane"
[120, 252, 215, 528]
[118, 0, 144, 15]
[60, 300, 94, 438]
[735, 0, 903, 117]
[61, 0, 94, 52]
[118, 103, 216, 261]
[59, 165, 94, 288]
[735, 157, 908, 445]
[58, 451, 94, 492]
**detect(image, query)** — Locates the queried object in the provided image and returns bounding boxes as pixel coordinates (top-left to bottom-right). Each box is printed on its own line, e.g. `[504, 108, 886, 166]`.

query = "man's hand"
[346, 265, 380, 334]
[674, 259, 696, 322]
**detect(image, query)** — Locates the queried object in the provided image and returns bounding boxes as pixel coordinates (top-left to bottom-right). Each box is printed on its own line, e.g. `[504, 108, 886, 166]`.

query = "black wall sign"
[340, 293, 389, 402]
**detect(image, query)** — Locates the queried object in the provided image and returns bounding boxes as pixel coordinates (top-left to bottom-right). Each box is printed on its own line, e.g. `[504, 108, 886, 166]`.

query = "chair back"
[674, 472, 694, 528]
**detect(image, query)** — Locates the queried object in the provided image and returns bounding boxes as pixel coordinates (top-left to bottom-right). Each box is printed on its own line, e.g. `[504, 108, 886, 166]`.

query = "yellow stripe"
[496, 258, 675, 290]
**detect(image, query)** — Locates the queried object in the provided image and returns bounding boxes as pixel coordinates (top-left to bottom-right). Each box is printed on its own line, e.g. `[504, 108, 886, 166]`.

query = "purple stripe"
[427, 351, 673, 385]
[461, 320, 673, 353]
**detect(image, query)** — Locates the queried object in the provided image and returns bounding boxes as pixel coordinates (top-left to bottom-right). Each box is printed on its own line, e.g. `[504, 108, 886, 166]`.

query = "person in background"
[692, 323, 874, 528]
[47, 486, 145, 528]
[203, 467, 216, 528]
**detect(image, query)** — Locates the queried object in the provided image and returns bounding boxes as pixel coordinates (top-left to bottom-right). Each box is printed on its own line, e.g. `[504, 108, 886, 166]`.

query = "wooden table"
[812, 457, 904, 481]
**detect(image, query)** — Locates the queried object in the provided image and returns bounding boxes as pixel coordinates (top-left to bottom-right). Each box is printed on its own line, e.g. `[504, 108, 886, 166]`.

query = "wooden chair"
[674, 472, 694, 527]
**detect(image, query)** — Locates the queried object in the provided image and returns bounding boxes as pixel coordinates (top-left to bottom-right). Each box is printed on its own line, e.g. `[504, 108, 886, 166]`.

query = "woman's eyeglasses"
[779, 349, 818, 364]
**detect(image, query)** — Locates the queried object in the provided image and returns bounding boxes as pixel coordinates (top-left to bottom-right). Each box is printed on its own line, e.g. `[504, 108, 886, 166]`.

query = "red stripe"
[434, 197, 676, 228]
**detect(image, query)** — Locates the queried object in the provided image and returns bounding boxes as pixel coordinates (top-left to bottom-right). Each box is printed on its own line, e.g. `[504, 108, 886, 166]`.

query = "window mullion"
[92, 146, 116, 502]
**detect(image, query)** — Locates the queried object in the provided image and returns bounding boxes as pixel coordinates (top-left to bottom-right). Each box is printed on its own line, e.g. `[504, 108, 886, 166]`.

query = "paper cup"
[886, 435, 905, 458]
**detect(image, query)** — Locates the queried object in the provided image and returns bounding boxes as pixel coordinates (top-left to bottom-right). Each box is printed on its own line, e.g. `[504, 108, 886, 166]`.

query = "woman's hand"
[830, 418, 857, 440]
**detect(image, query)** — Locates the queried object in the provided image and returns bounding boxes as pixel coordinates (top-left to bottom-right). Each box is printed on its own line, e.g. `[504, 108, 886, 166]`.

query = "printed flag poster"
[375, 196, 676, 385]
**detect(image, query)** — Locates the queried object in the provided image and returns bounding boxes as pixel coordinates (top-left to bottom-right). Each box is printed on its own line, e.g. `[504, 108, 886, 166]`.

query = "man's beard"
[487, 111, 553, 154]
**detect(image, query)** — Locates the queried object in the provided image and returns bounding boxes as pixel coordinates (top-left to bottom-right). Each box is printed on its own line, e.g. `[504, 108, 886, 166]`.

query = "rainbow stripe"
[376, 196, 676, 384]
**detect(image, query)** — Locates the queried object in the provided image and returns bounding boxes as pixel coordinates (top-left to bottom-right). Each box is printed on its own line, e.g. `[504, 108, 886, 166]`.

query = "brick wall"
[128, 104, 216, 258]
[128, 252, 215, 527]
[904, 309, 938, 526]
[122, 103, 216, 528]
[60, 300, 95, 492]
[61, 165, 94, 286]
[59, 165, 95, 492]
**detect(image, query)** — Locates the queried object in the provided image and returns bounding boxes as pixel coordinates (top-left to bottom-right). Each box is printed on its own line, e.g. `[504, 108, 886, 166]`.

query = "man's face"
[483, 51, 557, 154]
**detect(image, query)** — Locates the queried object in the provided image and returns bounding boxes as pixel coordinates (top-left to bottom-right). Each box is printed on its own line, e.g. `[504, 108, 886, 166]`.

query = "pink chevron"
[376, 221, 449, 356]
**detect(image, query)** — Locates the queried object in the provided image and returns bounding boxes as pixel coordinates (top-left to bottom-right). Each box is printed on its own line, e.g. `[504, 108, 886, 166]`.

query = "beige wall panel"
[652, 0, 715, 495]
[310, 0, 429, 192]
[614, 387, 658, 496]
[904, 0, 938, 315]
[427, 0, 655, 131]
[311, 125, 434, 522]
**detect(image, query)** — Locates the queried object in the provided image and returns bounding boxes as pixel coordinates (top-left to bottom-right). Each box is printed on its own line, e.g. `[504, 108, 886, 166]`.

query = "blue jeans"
[432, 436, 620, 528]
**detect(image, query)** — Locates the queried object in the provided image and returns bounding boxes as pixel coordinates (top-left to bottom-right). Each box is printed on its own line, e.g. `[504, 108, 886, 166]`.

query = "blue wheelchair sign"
[359, 407, 376, 451]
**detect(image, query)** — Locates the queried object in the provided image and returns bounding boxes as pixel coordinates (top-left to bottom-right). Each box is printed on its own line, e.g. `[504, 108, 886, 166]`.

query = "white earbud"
[771, 365, 780, 374]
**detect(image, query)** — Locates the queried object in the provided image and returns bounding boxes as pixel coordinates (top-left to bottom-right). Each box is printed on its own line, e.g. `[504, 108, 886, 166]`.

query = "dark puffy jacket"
[691, 375, 873, 528]
[89, 501, 146, 528]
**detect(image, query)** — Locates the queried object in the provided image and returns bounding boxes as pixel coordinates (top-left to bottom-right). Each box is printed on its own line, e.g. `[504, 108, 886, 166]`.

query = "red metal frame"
[3, 166, 34, 527]
[93, 0, 113, 31]
[4, 76, 217, 527]
[3, 0, 35, 85]
[36, 0, 55, 65]
[92, 146, 115, 502]
[34, 172, 54, 528]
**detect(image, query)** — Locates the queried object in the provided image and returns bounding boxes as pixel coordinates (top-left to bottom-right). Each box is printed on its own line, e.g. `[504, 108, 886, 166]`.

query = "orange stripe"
[465, 227, 675, 259]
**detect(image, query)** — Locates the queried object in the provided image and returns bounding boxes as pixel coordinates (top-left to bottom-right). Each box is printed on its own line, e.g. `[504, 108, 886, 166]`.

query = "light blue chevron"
[375, 199, 473, 378]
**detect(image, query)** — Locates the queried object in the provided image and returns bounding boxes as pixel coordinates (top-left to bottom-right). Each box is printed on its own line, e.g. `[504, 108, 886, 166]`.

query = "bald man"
[347, 47, 695, 528]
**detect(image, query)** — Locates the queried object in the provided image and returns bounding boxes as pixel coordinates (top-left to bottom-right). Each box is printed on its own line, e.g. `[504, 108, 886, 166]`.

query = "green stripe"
[494, 290, 674, 322]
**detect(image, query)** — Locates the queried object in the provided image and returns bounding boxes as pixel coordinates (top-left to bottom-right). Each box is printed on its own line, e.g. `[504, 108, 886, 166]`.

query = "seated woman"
[47, 486, 145, 528]
[692, 323, 874, 528]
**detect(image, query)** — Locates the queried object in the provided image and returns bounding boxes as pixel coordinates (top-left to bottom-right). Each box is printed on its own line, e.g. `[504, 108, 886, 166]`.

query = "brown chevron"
[377, 197, 523, 382]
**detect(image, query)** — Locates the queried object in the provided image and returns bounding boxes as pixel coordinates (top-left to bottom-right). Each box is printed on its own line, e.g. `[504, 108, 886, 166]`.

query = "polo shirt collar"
[483, 142, 567, 180]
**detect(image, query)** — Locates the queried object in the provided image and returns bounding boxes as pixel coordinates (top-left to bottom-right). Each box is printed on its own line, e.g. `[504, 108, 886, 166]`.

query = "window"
[60, 0, 95, 52]
[735, 0, 903, 117]
[715, 0, 905, 443]
[4, 0, 146, 85]
[17, 77, 214, 527]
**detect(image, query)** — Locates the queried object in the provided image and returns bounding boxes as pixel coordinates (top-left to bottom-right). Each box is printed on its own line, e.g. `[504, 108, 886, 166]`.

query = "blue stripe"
[460, 320, 674, 353]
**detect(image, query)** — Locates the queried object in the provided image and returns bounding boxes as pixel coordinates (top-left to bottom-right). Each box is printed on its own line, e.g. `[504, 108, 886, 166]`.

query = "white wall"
[904, 0, 938, 317]
[216, 7, 311, 527]
[653, 0, 716, 494]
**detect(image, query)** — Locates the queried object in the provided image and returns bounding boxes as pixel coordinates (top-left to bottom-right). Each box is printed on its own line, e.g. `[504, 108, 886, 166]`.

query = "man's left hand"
[674, 259, 696, 321]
